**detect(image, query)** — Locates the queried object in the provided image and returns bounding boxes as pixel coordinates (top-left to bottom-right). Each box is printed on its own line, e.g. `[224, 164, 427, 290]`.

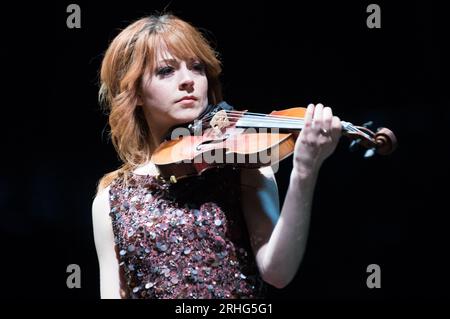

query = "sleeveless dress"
[108, 166, 267, 299]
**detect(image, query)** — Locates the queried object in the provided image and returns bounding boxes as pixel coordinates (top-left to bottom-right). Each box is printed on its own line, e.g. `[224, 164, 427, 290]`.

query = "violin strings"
[228, 111, 365, 134]
[201, 113, 363, 133]
[200, 110, 307, 122]
[199, 110, 365, 135]
[201, 111, 360, 133]
[201, 116, 306, 131]
[200, 112, 306, 127]
[225, 110, 306, 120]
[200, 111, 305, 124]
[223, 115, 305, 125]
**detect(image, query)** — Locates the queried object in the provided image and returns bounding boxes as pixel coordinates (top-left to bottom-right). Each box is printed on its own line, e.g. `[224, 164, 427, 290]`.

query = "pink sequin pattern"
[109, 168, 266, 299]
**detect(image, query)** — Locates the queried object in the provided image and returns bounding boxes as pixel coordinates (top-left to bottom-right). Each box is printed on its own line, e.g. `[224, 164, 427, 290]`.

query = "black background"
[1, 0, 448, 303]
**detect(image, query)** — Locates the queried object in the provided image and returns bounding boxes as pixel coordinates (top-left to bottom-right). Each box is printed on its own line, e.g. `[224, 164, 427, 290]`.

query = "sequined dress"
[109, 167, 267, 299]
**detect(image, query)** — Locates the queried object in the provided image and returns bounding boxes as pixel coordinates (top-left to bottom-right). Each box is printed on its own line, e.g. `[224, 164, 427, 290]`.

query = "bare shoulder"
[133, 162, 159, 176]
[92, 185, 116, 260]
[92, 185, 111, 218]
[92, 186, 113, 241]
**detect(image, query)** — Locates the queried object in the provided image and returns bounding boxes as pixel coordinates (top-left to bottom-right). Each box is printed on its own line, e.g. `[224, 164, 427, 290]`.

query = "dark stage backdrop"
[1, 0, 448, 303]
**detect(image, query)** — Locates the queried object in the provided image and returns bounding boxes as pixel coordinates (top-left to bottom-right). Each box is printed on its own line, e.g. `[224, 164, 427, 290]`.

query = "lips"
[177, 96, 198, 102]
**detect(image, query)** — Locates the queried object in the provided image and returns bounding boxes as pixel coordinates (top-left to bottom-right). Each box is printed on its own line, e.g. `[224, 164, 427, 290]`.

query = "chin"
[173, 109, 201, 124]
[182, 103, 205, 116]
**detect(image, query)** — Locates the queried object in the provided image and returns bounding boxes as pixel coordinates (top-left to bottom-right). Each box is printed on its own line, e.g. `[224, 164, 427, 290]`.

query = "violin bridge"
[210, 110, 230, 130]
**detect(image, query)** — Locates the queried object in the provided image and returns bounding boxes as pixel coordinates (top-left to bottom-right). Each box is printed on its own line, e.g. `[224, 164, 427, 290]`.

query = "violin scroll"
[373, 127, 397, 155]
[345, 122, 397, 158]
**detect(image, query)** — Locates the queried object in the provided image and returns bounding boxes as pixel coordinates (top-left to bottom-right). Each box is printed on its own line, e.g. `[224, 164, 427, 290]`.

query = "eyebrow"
[157, 57, 198, 65]
[157, 58, 179, 65]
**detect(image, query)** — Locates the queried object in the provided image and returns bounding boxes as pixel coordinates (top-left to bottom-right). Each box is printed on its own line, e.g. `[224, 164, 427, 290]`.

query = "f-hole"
[196, 134, 230, 151]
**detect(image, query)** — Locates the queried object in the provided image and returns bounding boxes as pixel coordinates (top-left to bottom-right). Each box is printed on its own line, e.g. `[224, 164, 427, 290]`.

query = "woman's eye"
[192, 62, 205, 72]
[156, 66, 174, 76]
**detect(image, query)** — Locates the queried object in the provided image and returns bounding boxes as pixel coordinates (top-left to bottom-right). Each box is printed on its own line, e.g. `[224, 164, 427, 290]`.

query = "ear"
[136, 94, 144, 106]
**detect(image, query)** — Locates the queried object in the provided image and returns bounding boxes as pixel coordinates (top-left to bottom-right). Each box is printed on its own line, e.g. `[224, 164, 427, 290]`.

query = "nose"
[178, 65, 194, 93]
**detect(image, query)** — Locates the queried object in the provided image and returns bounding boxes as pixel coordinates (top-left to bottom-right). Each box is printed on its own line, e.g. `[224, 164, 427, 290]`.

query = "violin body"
[151, 107, 397, 183]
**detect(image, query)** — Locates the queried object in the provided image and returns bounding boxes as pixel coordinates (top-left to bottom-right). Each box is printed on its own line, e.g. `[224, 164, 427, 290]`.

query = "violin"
[151, 107, 397, 183]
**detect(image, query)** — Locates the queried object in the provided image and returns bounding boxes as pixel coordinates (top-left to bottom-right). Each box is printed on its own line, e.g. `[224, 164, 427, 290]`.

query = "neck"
[143, 112, 172, 150]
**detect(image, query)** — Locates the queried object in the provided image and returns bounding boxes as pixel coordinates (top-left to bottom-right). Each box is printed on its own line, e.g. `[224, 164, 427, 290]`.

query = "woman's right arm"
[92, 186, 122, 299]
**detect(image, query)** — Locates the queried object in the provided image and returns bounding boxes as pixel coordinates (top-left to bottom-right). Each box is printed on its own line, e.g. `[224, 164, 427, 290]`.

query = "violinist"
[92, 14, 342, 299]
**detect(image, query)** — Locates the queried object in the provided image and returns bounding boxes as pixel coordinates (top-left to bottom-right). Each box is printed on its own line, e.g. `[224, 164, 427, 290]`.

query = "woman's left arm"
[240, 103, 341, 288]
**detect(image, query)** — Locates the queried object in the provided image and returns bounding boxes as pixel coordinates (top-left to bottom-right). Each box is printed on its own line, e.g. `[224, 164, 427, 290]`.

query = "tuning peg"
[363, 121, 373, 128]
[364, 147, 376, 158]
[349, 138, 361, 152]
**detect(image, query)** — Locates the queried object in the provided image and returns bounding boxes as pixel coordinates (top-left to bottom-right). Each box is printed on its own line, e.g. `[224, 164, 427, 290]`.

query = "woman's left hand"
[292, 103, 342, 177]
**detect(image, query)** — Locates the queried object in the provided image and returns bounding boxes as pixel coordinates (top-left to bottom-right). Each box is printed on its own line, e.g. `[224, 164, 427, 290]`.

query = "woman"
[92, 14, 342, 299]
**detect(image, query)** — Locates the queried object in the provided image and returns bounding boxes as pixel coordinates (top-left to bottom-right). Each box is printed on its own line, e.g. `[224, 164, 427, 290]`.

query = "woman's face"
[139, 47, 209, 132]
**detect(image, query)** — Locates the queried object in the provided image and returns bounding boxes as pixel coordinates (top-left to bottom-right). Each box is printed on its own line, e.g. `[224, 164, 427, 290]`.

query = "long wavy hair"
[97, 14, 222, 192]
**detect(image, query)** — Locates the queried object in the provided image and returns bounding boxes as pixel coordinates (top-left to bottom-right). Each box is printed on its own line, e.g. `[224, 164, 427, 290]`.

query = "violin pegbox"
[342, 120, 397, 158]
